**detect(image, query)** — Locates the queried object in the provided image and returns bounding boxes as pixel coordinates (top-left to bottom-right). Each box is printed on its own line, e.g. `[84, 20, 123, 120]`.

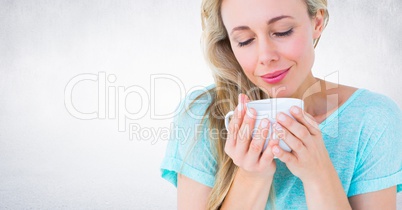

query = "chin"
[259, 84, 295, 98]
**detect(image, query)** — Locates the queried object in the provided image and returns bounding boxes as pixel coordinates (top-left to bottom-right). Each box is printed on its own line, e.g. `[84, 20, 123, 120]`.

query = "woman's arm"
[304, 176, 397, 209]
[302, 164, 351, 209]
[348, 186, 396, 210]
[177, 94, 276, 209]
[177, 174, 212, 210]
[271, 106, 351, 209]
[177, 168, 274, 210]
[219, 94, 277, 209]
[221, 168, 273, 210]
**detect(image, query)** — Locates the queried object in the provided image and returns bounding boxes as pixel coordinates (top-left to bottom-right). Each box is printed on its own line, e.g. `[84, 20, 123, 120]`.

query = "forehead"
[221, 0, 308, 29]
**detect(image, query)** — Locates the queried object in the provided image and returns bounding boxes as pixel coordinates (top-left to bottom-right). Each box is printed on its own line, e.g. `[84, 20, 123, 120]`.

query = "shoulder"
[167, 83, 217, 153]
[350, 89, 402, 122]
[177, 84, 216, 121]
[172, 84, 216, 129]
[343, 89, 402, 140]
[325, 83, 401, 119]
[327, 87, 402, 138]
[161, 84, 219, 188]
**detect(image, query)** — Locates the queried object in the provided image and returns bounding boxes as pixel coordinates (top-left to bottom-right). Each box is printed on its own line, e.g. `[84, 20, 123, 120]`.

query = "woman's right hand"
[224, 94, 277, 179]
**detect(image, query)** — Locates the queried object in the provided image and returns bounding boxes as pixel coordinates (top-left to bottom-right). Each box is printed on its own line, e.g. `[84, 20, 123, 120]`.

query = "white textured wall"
[0, 0, 401, 209]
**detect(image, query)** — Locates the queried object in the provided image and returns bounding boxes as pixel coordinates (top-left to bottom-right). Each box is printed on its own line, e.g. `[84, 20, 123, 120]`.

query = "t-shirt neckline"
[318, 88, 366, 129]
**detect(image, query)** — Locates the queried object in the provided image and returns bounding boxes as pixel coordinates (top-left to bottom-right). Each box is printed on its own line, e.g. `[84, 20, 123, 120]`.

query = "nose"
[258, 38, 279, 66]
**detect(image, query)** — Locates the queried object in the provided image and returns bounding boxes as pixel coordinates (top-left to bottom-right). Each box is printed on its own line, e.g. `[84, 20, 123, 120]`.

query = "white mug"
[224, 98, 304, 152]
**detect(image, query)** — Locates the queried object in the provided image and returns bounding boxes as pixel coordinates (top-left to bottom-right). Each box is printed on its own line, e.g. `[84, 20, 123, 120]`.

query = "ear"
[312, 9, 325, 39]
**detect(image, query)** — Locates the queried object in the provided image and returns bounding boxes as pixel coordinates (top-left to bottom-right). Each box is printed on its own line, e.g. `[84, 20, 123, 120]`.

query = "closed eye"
[273, 28, 293, 37]
[238, 38, 254, 47]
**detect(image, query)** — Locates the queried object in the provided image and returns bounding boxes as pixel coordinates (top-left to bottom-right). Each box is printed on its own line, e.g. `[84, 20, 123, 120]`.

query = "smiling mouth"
[261, 68, 290, 84]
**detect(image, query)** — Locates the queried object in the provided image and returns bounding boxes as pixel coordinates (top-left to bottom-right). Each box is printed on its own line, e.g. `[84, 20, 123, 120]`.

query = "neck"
[290, 73, 327, 118]
[290, 72, 321, 99]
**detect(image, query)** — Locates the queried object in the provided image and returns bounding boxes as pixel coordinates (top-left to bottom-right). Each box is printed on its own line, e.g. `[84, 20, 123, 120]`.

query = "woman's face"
[221, 0, 323, 98]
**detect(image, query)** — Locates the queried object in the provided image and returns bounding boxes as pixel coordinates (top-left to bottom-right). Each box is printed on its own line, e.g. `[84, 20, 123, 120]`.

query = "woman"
[160, 0, 402, 209]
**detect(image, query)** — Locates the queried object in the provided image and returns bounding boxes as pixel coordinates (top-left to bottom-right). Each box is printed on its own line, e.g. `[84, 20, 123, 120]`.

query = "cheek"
[233, 49, 258, 75]
[281, 33, 313, 63]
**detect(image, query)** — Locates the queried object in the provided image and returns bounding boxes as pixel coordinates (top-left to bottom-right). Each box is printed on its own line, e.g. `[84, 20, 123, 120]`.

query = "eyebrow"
[267, 15, 293, 25]
[230, 15, 294, 35]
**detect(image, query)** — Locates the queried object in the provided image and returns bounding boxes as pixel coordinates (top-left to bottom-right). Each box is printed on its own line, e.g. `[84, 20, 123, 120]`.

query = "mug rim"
[247, 98, 303, 106]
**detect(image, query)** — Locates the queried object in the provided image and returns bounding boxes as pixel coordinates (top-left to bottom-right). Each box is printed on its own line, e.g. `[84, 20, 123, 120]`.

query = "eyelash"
[237, 28, 294, 47]
[238, 38, 254, 47]
[274, 28, 294, 37]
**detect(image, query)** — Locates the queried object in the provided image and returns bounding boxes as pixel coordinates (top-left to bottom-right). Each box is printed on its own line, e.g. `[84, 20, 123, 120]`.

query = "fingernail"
[274, 132, 283, 140]
[247, 108, 255, 118]
[261, 118, 269, 127]
[273, 146, 280, 154]
[273, 123, 282, 139]
[273, 123, 282, 130]
[291, 106, 300, 114]
[244, 94, 249, 103]
[278, 113, 286, 122]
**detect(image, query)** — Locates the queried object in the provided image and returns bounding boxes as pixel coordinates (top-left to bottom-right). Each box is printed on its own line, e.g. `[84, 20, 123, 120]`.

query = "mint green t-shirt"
[160, 86, 402, 209]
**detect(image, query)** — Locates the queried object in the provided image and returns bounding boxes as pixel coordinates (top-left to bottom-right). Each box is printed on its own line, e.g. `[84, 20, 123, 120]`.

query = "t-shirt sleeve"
[348, 96, 402, 197]
[160, 91, 217, 188]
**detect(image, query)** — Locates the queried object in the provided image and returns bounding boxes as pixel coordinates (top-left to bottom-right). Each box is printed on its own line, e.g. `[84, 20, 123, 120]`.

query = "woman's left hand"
[271, 106, 334, 182]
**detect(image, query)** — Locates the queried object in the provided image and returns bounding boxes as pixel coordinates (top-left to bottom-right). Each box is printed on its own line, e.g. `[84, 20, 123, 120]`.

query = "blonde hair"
[195, 0, 329, 209]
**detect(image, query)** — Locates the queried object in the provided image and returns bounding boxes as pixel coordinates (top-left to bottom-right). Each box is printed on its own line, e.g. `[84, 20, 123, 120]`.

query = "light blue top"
[160, 85, 402, 209]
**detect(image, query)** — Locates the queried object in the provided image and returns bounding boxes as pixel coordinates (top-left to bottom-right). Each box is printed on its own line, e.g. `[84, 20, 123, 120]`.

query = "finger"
[225, 104, 240, 154]
[273, 123, 307, 158]
[228, 103, 242, 135]
[289, 106, 320, 135]
[243, 93, 250, 102]
[259, 134, 276, 168]
[277, 112, 311, 144]
[269, 127, 280, 146]
[304, 110, 321, 134]
[247, 118, 270, 163]
[272, 144, 297, 164]
[236, 108, 256, 155]
[226, 94, 247, 154]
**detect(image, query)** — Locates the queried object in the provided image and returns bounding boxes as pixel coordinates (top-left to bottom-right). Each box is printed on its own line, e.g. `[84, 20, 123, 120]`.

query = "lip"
[261, 68, 290, 84]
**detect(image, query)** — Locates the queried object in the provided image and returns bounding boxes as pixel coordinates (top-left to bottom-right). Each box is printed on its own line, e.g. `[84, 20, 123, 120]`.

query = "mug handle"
[224, 111, 235, 131]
